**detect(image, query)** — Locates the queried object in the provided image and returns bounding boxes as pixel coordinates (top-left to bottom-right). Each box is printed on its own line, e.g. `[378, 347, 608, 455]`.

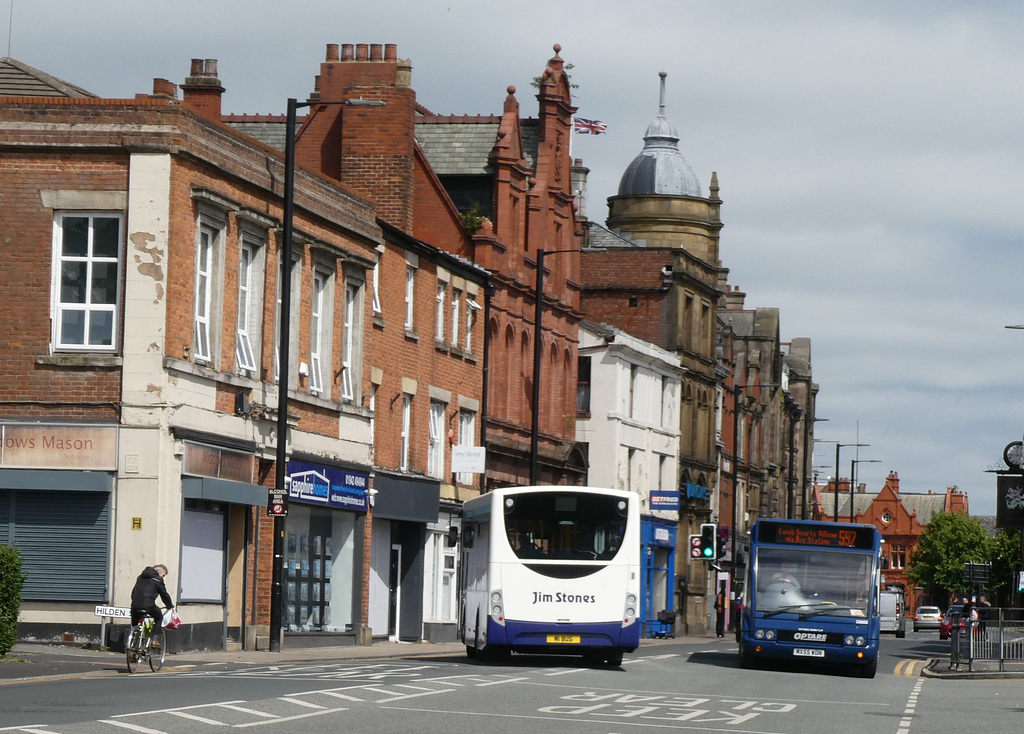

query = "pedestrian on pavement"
[715, 583, 727, 638]
[130, 564, 175, 633]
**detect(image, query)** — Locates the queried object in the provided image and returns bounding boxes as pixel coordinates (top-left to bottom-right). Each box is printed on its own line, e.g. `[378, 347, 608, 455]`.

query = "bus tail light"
[490, 590, 505, 625]
[623, 593, 638, 626]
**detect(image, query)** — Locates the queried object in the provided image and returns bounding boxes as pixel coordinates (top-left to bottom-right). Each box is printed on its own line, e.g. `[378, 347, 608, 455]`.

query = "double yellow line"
[894, 658, 925, 676]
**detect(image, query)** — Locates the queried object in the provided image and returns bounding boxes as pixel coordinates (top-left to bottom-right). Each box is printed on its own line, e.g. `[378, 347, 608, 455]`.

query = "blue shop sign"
[650, 490, 681, 511]
[685, 482, 708, 500]
[286, 460, 369, 512]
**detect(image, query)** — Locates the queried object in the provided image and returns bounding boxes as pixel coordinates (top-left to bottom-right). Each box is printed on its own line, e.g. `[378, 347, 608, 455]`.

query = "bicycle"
[125, 614, 166, 673]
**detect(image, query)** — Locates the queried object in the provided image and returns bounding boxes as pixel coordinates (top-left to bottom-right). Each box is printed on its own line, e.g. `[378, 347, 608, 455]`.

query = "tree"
[906, 512, 992, 600]
[989, 528, 1021, 605]
[0, 544, 24, 657]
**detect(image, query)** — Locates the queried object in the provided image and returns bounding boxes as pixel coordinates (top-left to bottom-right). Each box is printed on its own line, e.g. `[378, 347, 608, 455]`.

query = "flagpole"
[569, 115, 574, 161]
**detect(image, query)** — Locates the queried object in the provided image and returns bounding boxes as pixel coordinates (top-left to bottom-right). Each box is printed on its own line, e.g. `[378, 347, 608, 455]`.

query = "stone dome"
[617, 73, 702, 198]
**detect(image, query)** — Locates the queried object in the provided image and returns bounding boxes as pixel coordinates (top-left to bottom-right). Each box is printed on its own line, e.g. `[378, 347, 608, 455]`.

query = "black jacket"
[131, 567, 174, 609]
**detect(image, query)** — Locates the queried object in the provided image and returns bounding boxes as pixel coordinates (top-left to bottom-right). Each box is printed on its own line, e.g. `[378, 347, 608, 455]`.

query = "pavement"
[4, 635, 1023, 683]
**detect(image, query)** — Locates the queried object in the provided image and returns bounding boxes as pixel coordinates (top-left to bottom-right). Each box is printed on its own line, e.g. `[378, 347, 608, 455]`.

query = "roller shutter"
[0, 490, 110, 601]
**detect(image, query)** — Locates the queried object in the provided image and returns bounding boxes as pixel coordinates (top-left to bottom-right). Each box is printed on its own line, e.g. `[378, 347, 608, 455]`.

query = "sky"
[6, 1, 1024, 516]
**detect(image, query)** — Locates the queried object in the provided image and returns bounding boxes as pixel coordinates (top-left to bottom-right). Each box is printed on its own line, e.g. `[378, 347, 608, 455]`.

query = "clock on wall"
[1003, 441, 1023, 471]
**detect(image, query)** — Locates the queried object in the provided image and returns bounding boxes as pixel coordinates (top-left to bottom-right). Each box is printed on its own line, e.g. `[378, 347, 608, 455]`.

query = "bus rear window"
[503, 492, 627, 561]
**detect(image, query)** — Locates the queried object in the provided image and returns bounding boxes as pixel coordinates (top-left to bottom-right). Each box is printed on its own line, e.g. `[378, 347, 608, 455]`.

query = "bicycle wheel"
[125, 625, 141, 674]
[148, 627, 166, 672]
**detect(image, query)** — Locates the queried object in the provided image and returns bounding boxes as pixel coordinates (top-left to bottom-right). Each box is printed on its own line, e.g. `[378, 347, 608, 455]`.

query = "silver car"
[913, 605, 942, 631]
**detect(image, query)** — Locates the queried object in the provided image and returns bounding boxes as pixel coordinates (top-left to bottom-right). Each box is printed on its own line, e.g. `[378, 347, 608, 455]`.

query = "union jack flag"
[573, 117, 607, 135]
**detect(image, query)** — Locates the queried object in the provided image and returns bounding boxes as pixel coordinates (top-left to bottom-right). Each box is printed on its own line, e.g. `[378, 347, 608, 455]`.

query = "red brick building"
[0, 53, 491, 650]
[815, 471, 969, 610]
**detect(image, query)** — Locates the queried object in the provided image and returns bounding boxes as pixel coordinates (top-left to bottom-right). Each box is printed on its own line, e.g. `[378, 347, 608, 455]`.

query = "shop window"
[283, 504, 357, 632]
[180, 506, 225, 602]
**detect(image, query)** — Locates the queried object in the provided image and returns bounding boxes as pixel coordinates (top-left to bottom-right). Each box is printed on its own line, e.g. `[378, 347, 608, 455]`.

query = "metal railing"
[949, 608, 1024, 672]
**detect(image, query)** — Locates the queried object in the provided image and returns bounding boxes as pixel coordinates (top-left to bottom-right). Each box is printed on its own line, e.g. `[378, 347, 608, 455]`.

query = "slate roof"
[223, 114, 299, 152]
[820, 490, 951, 526]
[0, 57, 95, 97]
[415, 116, 538, 175]
[584, 221, 641, 249]
[720, 310, 755, 338]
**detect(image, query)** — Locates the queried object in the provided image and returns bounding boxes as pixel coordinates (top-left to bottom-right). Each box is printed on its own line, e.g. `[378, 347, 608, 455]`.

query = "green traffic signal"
[699, 523, 717, 558]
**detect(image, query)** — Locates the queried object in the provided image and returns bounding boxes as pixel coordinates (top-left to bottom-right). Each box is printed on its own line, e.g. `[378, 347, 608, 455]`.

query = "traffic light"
[699, 523, 717, 559]
[1017, 570, 1024, 593]
[717, 528, 728, 559]
[689, 534, 702, 559]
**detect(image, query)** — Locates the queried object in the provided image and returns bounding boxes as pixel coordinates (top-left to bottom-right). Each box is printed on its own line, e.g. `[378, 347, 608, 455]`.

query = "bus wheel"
[857, 658, 877, 678]
[896, 629, 906, 639]
[465, 645, 477, 660]
[738, 644, 754, 670]
[603, 650, 623, 666]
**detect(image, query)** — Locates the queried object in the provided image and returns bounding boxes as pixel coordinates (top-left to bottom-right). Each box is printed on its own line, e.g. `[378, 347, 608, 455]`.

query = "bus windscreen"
[503, 491, 627, 561]
[755, 547, 873, 617]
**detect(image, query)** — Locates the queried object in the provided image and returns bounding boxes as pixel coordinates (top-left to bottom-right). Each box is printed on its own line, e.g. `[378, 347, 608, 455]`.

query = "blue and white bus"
[459, 486, 641, 665]
[739, 518, 882, 678]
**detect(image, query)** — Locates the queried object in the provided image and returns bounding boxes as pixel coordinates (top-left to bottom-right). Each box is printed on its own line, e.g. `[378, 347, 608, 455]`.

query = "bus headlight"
[765, 629, 775, 640]
[755, 629, 764, 639]
[844, 635, 855, 645]
[855, 635, 866, 646]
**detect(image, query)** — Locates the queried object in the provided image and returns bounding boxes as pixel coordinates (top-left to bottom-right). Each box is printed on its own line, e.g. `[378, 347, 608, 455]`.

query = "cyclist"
[130, 564, 175, 641]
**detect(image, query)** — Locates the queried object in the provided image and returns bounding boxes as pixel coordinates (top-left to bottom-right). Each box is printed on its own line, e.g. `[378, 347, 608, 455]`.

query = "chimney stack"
[181, 58, 224, 121]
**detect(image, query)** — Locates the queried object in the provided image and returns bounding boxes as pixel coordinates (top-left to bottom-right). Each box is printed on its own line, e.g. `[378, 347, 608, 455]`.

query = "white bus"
[459, 485, 641, 665]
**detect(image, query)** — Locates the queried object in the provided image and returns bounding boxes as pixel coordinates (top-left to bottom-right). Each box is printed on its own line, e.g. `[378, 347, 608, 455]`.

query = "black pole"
[478, 281, 494, 494]
[270, 97, 299, 653]
[833, 443, 841, 523]
[850, 458, 856, 524]
[786, 404, 798, 519]
[529, 249, 545, 485]
[730, 384, 740, 575]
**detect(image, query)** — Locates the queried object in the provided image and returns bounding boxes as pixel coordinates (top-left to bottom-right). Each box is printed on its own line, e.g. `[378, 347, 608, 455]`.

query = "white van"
[879, 590, 906, 638]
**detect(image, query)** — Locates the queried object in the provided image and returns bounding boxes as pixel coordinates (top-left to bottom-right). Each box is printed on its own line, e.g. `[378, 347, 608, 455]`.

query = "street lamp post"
[529, 248, 578, 485]
[727, 382, 778, 580]
[850, 458, 882, 523]
[831, 442, 867, 523]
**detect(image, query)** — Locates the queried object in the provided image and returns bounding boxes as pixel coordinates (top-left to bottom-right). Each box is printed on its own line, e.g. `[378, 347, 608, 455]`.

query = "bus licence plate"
[547, 634, 580, 644]
[793, 648, 825, 658]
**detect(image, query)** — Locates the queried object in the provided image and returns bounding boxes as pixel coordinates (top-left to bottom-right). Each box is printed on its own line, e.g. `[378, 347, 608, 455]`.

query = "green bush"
[0, 544, 25, 657]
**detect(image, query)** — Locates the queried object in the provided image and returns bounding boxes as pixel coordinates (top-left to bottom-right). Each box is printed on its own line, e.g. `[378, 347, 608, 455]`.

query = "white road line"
[113, 700, 248, 718]
[307, 690, 366, 702]
[364, 686, 457, 702]
[99, 720, 169, 734]
[277, 697, 328, 709]
[477, 676, 530, 686]
[231, 708, 349, 728]
[216, 704, 280, 718]
[165, 711, 228, 726]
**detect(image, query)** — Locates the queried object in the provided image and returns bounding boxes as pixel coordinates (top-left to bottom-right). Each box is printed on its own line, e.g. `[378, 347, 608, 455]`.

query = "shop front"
[0, 422, 117, 645]
[641, 489, 680, 638]
[178, 436, 266, 651]
[283, 459, 370, 646]
[368, 473, 440, 641]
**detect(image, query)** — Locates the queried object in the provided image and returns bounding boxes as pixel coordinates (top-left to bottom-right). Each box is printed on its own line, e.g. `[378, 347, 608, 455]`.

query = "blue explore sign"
[286, 460, 369, 512]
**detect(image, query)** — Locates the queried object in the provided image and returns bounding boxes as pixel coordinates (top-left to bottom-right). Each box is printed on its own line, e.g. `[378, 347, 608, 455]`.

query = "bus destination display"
[759, 521, 875, 549]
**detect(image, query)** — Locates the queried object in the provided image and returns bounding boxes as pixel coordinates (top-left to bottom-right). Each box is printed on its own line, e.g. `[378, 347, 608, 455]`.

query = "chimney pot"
[326, 43, 339, 61]
[384, 44, 397, 61]
[356, 43, 369, 61]
[204, 59, 218, 77]
[341, 44, 354, 61]
[370, 44, 383, 61]
[190, 58, 204, 76]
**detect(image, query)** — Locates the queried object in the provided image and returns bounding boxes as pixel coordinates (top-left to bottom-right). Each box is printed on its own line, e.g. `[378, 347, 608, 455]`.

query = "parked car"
[939, 604, 964, 639]
[913, 606, 942, 631]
